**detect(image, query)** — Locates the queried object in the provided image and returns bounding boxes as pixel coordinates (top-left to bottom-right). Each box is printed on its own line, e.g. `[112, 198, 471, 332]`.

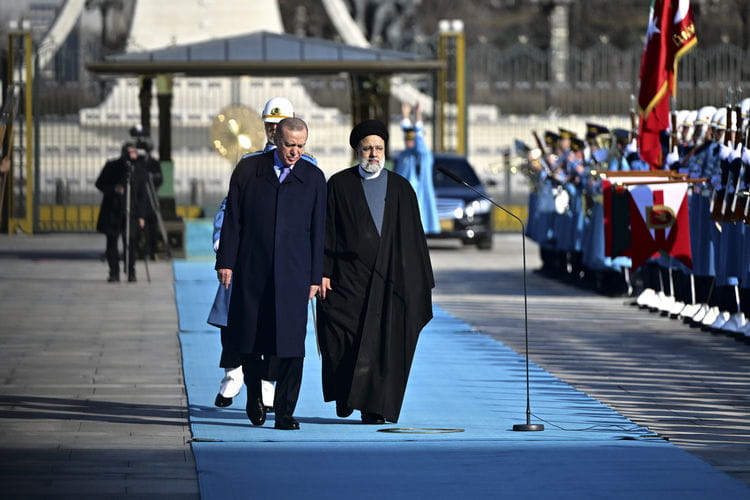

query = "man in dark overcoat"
[216, 117, 326, 430]
[316, 119, 434, 424]
[95, 142, 148, 282]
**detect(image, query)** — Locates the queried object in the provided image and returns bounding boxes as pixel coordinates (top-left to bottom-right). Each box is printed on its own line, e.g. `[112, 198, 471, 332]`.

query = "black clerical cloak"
[317, 167, 434, 423]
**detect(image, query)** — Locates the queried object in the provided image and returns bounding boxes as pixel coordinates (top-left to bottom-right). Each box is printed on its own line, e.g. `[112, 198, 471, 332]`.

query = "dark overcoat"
[317, 167, 434, 422]
[216, 150, 326, 358]
[95, 155, 148, 235]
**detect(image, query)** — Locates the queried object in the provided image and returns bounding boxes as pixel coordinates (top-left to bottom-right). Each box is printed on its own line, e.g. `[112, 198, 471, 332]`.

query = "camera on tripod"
[129, 125, 153, 155]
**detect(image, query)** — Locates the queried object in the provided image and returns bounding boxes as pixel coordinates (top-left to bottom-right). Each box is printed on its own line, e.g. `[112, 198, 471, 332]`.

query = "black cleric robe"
[316, 166, 434, 423]
[216, 150, 326, 358]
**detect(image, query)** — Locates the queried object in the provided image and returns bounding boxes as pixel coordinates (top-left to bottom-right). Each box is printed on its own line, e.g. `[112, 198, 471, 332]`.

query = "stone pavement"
[0, 233, 198, 498]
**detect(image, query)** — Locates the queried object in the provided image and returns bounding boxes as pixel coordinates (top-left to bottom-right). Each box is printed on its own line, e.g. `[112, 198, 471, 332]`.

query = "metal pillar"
[5, 27, 34, 234]
[437, 19, 466, 155]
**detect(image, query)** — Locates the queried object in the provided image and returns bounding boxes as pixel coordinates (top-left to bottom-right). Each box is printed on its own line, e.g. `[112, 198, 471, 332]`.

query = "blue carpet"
[174, 260, 749, 499]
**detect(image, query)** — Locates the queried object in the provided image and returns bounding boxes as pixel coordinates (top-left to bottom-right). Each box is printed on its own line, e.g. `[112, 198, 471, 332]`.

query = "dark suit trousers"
[105, 226, 138, 278]
[242, 354, 303, 417]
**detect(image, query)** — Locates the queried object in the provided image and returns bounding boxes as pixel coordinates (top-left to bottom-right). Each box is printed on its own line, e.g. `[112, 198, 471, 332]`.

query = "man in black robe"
[316, 119, 434, 424]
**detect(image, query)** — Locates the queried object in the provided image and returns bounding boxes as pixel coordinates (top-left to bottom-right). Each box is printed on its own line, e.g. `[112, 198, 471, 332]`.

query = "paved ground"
[0, 232, 748, 497]
[0, 233, 198, 499]
[429, 235, 750, 487]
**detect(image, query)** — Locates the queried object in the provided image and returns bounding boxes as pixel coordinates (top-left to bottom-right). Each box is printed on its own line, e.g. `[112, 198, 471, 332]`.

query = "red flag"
[627, 182, 692, 271]
[637, 0, 697, 169]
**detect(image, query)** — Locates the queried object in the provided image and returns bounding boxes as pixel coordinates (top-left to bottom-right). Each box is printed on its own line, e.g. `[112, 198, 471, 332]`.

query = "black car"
[431, 153, 493, 249]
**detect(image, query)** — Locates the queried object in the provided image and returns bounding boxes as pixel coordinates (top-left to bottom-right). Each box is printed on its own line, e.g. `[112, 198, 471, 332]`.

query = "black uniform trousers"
[242, 354, 302, 418]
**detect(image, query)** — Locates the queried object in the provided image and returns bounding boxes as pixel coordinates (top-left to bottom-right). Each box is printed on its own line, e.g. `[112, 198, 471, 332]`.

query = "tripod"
[145, 172, 171, 260]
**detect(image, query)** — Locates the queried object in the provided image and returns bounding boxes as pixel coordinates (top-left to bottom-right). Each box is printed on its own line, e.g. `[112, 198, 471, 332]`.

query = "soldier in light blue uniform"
[580, 125, 631, 294]
[394, 101, 440, 235]
[711, 107, 747, 331]
[608, 129, 633, 172]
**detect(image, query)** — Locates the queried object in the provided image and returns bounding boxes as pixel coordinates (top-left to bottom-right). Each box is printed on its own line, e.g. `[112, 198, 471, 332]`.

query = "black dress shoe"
[361, 411, 385, 425]
[107, 275, 120, 283]
[274, 415, 300, 430]
[336, 401, 353, 418]
[214, 393, 233, 407]
[245, 397, 266, 426]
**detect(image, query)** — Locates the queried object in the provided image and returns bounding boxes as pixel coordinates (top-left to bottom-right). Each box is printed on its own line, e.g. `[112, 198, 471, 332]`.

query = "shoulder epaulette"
[240, 150, 266, 160]
[302, 152, 318, 166]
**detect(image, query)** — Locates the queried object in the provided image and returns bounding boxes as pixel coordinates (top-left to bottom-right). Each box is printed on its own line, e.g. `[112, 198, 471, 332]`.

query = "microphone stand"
[437, 166, 544, 431]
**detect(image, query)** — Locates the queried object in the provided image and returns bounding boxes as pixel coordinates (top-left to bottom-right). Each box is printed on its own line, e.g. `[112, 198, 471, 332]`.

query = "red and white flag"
[627, 182, 692, 270]
[637, 0, 697, 169]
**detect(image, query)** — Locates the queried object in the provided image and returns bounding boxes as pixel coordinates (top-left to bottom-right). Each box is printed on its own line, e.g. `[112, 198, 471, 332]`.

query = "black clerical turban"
[349, 119, 389, 149]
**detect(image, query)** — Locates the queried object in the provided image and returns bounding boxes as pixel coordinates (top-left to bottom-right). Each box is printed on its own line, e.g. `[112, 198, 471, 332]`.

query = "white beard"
[359, 157, 383, 174]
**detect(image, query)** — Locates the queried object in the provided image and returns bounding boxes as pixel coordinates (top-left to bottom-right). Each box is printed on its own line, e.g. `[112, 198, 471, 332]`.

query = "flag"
[627, 182, 692, 271]
[637, 0, 697, 169]
[601, 172, 673, 259]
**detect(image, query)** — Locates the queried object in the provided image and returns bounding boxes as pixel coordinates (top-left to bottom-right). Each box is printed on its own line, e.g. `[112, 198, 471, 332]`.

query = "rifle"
[711, 90, 734, 220]
[629, 94, 638, 142]
[670, 96, 678, 152]
[729, 89, 745, 221]
[531, 130, 553, 175]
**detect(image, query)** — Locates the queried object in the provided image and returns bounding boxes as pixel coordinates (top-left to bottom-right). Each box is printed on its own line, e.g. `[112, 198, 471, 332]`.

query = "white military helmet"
[696, 106, 717, 126]
[684, 110, 697, 128]
[676, 109, 690, 128]
[262, 97, 294, 123]
[710, 107, 726, 130]
[741, 98, 750, 120]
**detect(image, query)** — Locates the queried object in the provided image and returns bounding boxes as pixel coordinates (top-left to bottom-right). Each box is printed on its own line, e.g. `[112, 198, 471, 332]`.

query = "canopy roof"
[87, 31, 444, 76]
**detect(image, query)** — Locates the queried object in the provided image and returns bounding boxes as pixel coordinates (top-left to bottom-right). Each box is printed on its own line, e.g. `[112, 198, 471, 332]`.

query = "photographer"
[95, 142, 149, 282]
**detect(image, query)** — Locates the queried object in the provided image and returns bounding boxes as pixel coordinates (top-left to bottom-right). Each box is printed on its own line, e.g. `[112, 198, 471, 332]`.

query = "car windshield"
[432, 157, 481, 188]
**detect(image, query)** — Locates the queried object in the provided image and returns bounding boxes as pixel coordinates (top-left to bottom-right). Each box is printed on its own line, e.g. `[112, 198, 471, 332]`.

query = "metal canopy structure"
[84, 30, 447, 239]
[86, 30, 446, 162]
[86, 31, 444, 76]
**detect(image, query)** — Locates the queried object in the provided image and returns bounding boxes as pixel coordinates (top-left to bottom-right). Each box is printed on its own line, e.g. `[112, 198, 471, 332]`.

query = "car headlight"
[464, 199, 491, 217]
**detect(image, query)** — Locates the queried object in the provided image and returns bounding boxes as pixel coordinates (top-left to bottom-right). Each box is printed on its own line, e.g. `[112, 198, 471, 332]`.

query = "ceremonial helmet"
[676, 109, 690, 128]
[741, 97, 750, 120]
[709, 107, 726, 130]
[262, 97, 294, 123]
[684, 110, 698, 128]
[696, 106, 717, 126]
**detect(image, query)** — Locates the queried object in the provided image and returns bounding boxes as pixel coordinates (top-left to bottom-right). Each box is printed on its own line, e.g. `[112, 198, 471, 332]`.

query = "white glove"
[743, 146, 750, 165]
[729, 143, 742, 162]
[625, 139, 637, 155]
[665, 147, 679, 166]
[718, 143, 732, 160]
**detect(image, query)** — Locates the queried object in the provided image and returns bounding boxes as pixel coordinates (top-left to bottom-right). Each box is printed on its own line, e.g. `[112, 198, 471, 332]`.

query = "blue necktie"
[279, 166, 290, 183]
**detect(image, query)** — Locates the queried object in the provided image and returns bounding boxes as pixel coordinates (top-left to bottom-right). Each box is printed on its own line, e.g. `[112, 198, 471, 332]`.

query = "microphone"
[437, 166, 544, 432]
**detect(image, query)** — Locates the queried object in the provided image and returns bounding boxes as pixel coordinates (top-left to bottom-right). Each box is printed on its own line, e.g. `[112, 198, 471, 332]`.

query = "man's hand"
[138, 218, 145, 229]
[309, 285, 320, 300]
[217, 268, 232, 289]
[318, 277, 332, 300]
[115, 184, 125, 194]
